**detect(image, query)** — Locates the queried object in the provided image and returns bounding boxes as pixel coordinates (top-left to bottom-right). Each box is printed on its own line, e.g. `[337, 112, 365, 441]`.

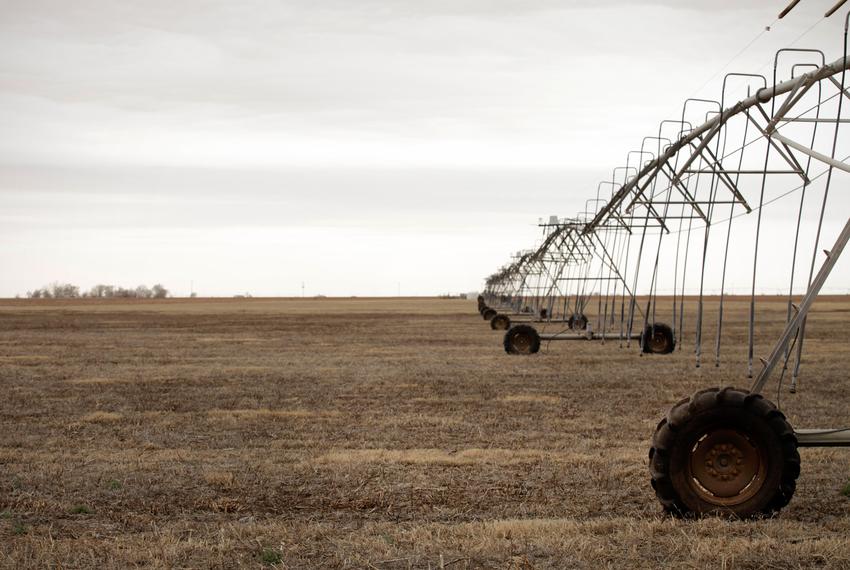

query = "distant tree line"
[25, 282, 169, 299]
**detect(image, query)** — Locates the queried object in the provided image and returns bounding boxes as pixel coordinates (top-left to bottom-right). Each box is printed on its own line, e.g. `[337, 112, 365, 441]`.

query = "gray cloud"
[0, 0, 847, 296]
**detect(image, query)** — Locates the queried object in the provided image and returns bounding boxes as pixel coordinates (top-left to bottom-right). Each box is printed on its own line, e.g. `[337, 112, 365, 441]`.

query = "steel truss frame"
[482, 26, 850, 449]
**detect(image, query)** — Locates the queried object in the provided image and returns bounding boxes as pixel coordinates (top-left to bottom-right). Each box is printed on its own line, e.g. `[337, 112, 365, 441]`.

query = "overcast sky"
[1, 0, 848, 297]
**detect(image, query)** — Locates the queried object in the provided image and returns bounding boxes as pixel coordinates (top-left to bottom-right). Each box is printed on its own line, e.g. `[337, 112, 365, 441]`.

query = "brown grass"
[67, 377, 119, 385]
[203, 470, 236, 488]
[499, 394, 562, 404]
[0, 296, 848, 568]
[207, 408, 339, 419]
[80, 411, 123, 424]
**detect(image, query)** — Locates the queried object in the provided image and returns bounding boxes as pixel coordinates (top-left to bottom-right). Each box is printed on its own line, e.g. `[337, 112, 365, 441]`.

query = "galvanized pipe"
[585, 55, 850, 234]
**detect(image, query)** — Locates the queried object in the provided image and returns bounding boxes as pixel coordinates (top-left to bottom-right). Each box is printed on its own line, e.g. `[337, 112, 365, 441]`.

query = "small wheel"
[479, 305, 489, 315]
[567, 314, 588, 330]
[539, 308, 548, 320]
[490, 314, 511, 330]
[642, 322, 675, 354]
[503, 324, 540, 355]
[482, 308, 497, 321]
[649, 387, 799, 518]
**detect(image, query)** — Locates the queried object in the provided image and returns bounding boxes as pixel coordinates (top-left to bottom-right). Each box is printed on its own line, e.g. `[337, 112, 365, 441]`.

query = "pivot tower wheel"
[490, 314, 511, 331]
[649, 387, 800, 518]
[642, 323, 675, 354]
[503, 324, 541, 354]
[567, 314, 588, 330]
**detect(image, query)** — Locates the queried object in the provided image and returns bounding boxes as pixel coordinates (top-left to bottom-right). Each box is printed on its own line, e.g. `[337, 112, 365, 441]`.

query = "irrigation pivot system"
[479, 11, 850, 517]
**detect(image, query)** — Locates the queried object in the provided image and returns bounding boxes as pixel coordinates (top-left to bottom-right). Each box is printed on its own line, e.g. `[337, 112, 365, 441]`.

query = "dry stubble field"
[0, 296, 849, 569]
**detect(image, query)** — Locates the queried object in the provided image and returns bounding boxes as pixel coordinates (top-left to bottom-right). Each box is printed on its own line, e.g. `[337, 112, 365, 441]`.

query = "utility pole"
[301, 281, 305, 298]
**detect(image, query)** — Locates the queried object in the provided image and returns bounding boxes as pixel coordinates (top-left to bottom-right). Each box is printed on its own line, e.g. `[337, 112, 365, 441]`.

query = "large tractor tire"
[490, 314, 511, 330]
[482, 308, 497, 321]
[568, 314, 588, 330]
[649, 387, 799, 518]
[503, 324, 541, 355]
[642, 322, 675, 354]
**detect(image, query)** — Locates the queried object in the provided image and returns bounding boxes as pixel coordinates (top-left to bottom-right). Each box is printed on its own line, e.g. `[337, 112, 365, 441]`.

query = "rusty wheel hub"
[648, 331, 666, 351]
[688, 428, 766, 505]
[512, 333, 530, 352]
